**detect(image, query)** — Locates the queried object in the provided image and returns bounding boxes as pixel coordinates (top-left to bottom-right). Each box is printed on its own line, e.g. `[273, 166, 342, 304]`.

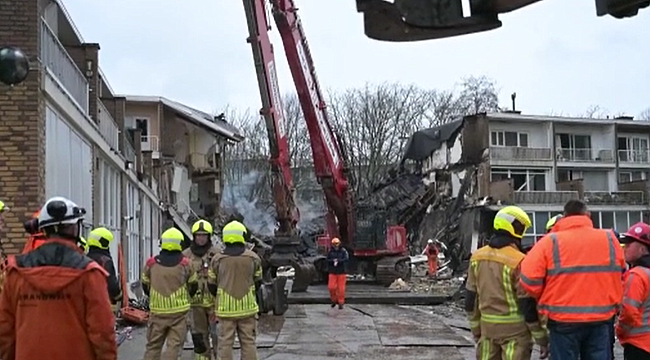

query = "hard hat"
[621, 222, 650, 247]
[331, 237, 341, 245]
[78, 236, 89, 253]
[87, 227, 114, 250]
[222, 221, 247, 245]
[545, 214, 563, 233]
[160, 227, 184, 251]
[37, 196, 86, 230]
[191, 219, 213, 235]
[493, 206, 531, 239]
[427, 239, 434, 244]
[0, 200, 8, 213]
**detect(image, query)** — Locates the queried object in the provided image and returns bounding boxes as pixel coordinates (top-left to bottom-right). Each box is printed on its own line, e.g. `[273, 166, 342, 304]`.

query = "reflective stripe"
[538, 304, 617, 314]
[520, 273, 544, 286]
[504, 339, 515, 360]
[547, 232, 622, 276]
[502, 266, 520, 319]
[222, 229, 245, 236]
[481, 313, 524, 324]
[161, 237, 182, 245]
[621, 267, 650, 335]
[469, 320, 480, 328]
[530, 329, 547, 340]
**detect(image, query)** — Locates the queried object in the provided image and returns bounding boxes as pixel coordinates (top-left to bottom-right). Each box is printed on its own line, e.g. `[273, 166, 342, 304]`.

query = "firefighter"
[209, 220, 262, 360]
[520, 199, 625, 360]
[327, 237, 349, 309]
[545, 214, 562, 233]
[466, 205, 549, 360]
[86, 227, 122, 308]
[616, 222, 650, 359]
[0, 200, 8, 231]
[421, 239, 439, 277]
[78, 235, 89, 253]
[141, 227, 198, 360]
[183, 219, 219, 360]
[0, 196, 117, 360]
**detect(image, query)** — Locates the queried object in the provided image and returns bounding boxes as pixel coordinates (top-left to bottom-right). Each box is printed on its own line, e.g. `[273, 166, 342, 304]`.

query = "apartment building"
[487, 112, 650, 246]
[0, 0, 243, 282]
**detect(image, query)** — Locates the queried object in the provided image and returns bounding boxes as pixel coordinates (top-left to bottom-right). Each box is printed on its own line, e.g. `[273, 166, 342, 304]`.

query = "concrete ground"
[118, 303, 625, 360]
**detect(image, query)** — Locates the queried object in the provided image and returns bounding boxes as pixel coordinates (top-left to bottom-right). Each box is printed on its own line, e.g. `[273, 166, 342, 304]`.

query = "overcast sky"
[61, 0, 649, 118]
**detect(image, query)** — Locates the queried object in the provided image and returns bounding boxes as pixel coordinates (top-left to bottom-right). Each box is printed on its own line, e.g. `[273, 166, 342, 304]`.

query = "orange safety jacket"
[21, 233, 47, 254]
[519, 215, 625, 323]
[617, 265, 650, 354]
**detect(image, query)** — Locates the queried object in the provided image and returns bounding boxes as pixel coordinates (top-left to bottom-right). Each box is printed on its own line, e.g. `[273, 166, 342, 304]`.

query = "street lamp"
[0, 46, 29, 86]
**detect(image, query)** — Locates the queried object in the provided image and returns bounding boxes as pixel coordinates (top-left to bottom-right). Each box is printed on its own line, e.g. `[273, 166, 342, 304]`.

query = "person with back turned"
[466, 205, 549, 360]
[141, 227, 198, 360]
[0, 196, 116, 360]
[86, 227, 122, 310]
[209, 220, 262, 360]
[520, 199, 625, 360]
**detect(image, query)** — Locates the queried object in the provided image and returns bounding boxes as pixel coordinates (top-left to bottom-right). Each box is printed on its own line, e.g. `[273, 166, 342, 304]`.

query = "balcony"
[98, 101, 120, 151]
[141, 135, 160, 152]
[490, 147, 552, 161]
[556, 148, 614, 163]
[124, 140, 136, 163]
[617, 149, 649, 164]
[514, 191, 580, 204]
[584, 191, 645, 205]
[39, 19, 89, 112]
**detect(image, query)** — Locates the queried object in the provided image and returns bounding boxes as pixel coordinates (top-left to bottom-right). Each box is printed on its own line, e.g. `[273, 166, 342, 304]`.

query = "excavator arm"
[269, 0, 355, 247]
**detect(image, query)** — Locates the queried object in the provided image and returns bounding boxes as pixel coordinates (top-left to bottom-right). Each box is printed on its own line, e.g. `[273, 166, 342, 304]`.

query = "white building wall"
[97, 158, 122, 265]
[125, 180, 140, 283]
[45, 104, 93, 230]
[554, 123, 615, 158]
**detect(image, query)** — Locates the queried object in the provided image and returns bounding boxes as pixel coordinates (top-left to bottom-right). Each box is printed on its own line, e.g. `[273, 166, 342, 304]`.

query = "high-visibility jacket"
[616, 264, 650, 354]
[520, 215, 625, 323]
[466, 238, 548, 345]
[210, 248, 262, 318]
[182, 246, 218, 307]
[141, 253, 198, 314]
[21, 234, 46, 254]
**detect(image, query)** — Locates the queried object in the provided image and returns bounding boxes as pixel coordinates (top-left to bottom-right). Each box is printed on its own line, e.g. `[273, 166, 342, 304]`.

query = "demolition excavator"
[242, 0, 411, 292]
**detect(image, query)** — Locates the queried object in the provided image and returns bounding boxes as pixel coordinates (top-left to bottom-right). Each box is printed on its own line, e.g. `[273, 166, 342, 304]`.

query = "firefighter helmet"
[78, 236, 89, 253]
[222, 221, 247, 245]
[160, 227, 184, 251]
[191, 219, 213, 235]
[622, 222, 650, 247]
[88, 227, 114, 250]
[37, 197, 85, 230]
[0, 200, 8, 213]
[493, 206, 531, 239]
[545, 214, 563, 233]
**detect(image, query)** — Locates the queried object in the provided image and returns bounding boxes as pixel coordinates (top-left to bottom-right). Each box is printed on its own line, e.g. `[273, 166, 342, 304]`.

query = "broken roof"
[401, 119, 464, 162]
[123, 95, 244, 142]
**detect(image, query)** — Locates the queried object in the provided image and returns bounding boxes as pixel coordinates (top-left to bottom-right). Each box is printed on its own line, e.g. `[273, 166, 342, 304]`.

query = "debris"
[389, 278, 410, 291]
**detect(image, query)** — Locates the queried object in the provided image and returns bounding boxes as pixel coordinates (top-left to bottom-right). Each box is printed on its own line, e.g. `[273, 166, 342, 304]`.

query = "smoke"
[222, 170, 326, 236]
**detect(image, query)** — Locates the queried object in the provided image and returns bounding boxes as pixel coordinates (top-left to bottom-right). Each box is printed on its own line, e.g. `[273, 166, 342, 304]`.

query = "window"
[557, 134, 592, 161]
[619, 171, 647, 183]
[135, 118, 149, 141]
[491, 131, 529, 147]
[491, 168, 547, 191]
[590, 211, 644, 231]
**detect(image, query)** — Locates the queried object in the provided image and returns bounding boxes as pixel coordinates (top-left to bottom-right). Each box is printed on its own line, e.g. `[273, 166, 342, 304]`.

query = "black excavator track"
[375, 255, 412, 286]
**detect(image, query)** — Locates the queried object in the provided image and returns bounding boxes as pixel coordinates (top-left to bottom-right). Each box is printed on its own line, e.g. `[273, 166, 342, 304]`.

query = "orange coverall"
[423, 244, 439, 276]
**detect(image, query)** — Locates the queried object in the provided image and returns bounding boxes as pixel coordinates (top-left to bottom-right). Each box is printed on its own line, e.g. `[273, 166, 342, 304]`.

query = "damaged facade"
[123, 96, 244, 244]
[394, 112, 650, 273]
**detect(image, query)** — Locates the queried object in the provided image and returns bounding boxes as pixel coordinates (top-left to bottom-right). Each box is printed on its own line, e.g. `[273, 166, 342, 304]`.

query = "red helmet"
[622, 222, 650, 247]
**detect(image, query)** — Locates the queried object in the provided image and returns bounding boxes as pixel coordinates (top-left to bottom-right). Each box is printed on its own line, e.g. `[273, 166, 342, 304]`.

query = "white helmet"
[427, 239, 434, 244]
[37, 196, 86, 230]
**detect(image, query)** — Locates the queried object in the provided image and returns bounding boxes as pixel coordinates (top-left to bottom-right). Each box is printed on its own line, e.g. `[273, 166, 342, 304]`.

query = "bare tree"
[639, 107, 650, 120]
[456, 75, 501, 115]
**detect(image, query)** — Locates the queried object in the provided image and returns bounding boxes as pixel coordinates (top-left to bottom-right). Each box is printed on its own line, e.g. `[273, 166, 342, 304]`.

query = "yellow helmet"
[78, 236, 88, 253]
[0, 200, 8, 213]
[222, 221, 247, 245]
[493, 206, 531, 239]
[87, 227, 114, 249]
[191, 219, 213, 235]
[545, 214, 563, 233]
[160, 227, 184, 251]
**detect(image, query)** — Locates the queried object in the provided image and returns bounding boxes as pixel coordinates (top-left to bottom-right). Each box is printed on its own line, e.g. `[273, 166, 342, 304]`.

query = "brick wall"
[0, 0, 45, 254]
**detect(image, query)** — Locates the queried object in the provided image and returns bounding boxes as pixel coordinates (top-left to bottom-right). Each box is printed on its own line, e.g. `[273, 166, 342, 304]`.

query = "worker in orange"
[327, 237, 349, 309]
[616, 222, 650, 359]
[0, 196, 117, 360]
[421, 239, 439, 277]
[520, 199, 625, 360]
[21, 210, 47, 253]
[466, 206, 549, 360]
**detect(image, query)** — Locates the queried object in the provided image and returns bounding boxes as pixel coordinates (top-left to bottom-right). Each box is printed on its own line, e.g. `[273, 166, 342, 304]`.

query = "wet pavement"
[118, 303, 625, 360]
[288, 283, 450, 305]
